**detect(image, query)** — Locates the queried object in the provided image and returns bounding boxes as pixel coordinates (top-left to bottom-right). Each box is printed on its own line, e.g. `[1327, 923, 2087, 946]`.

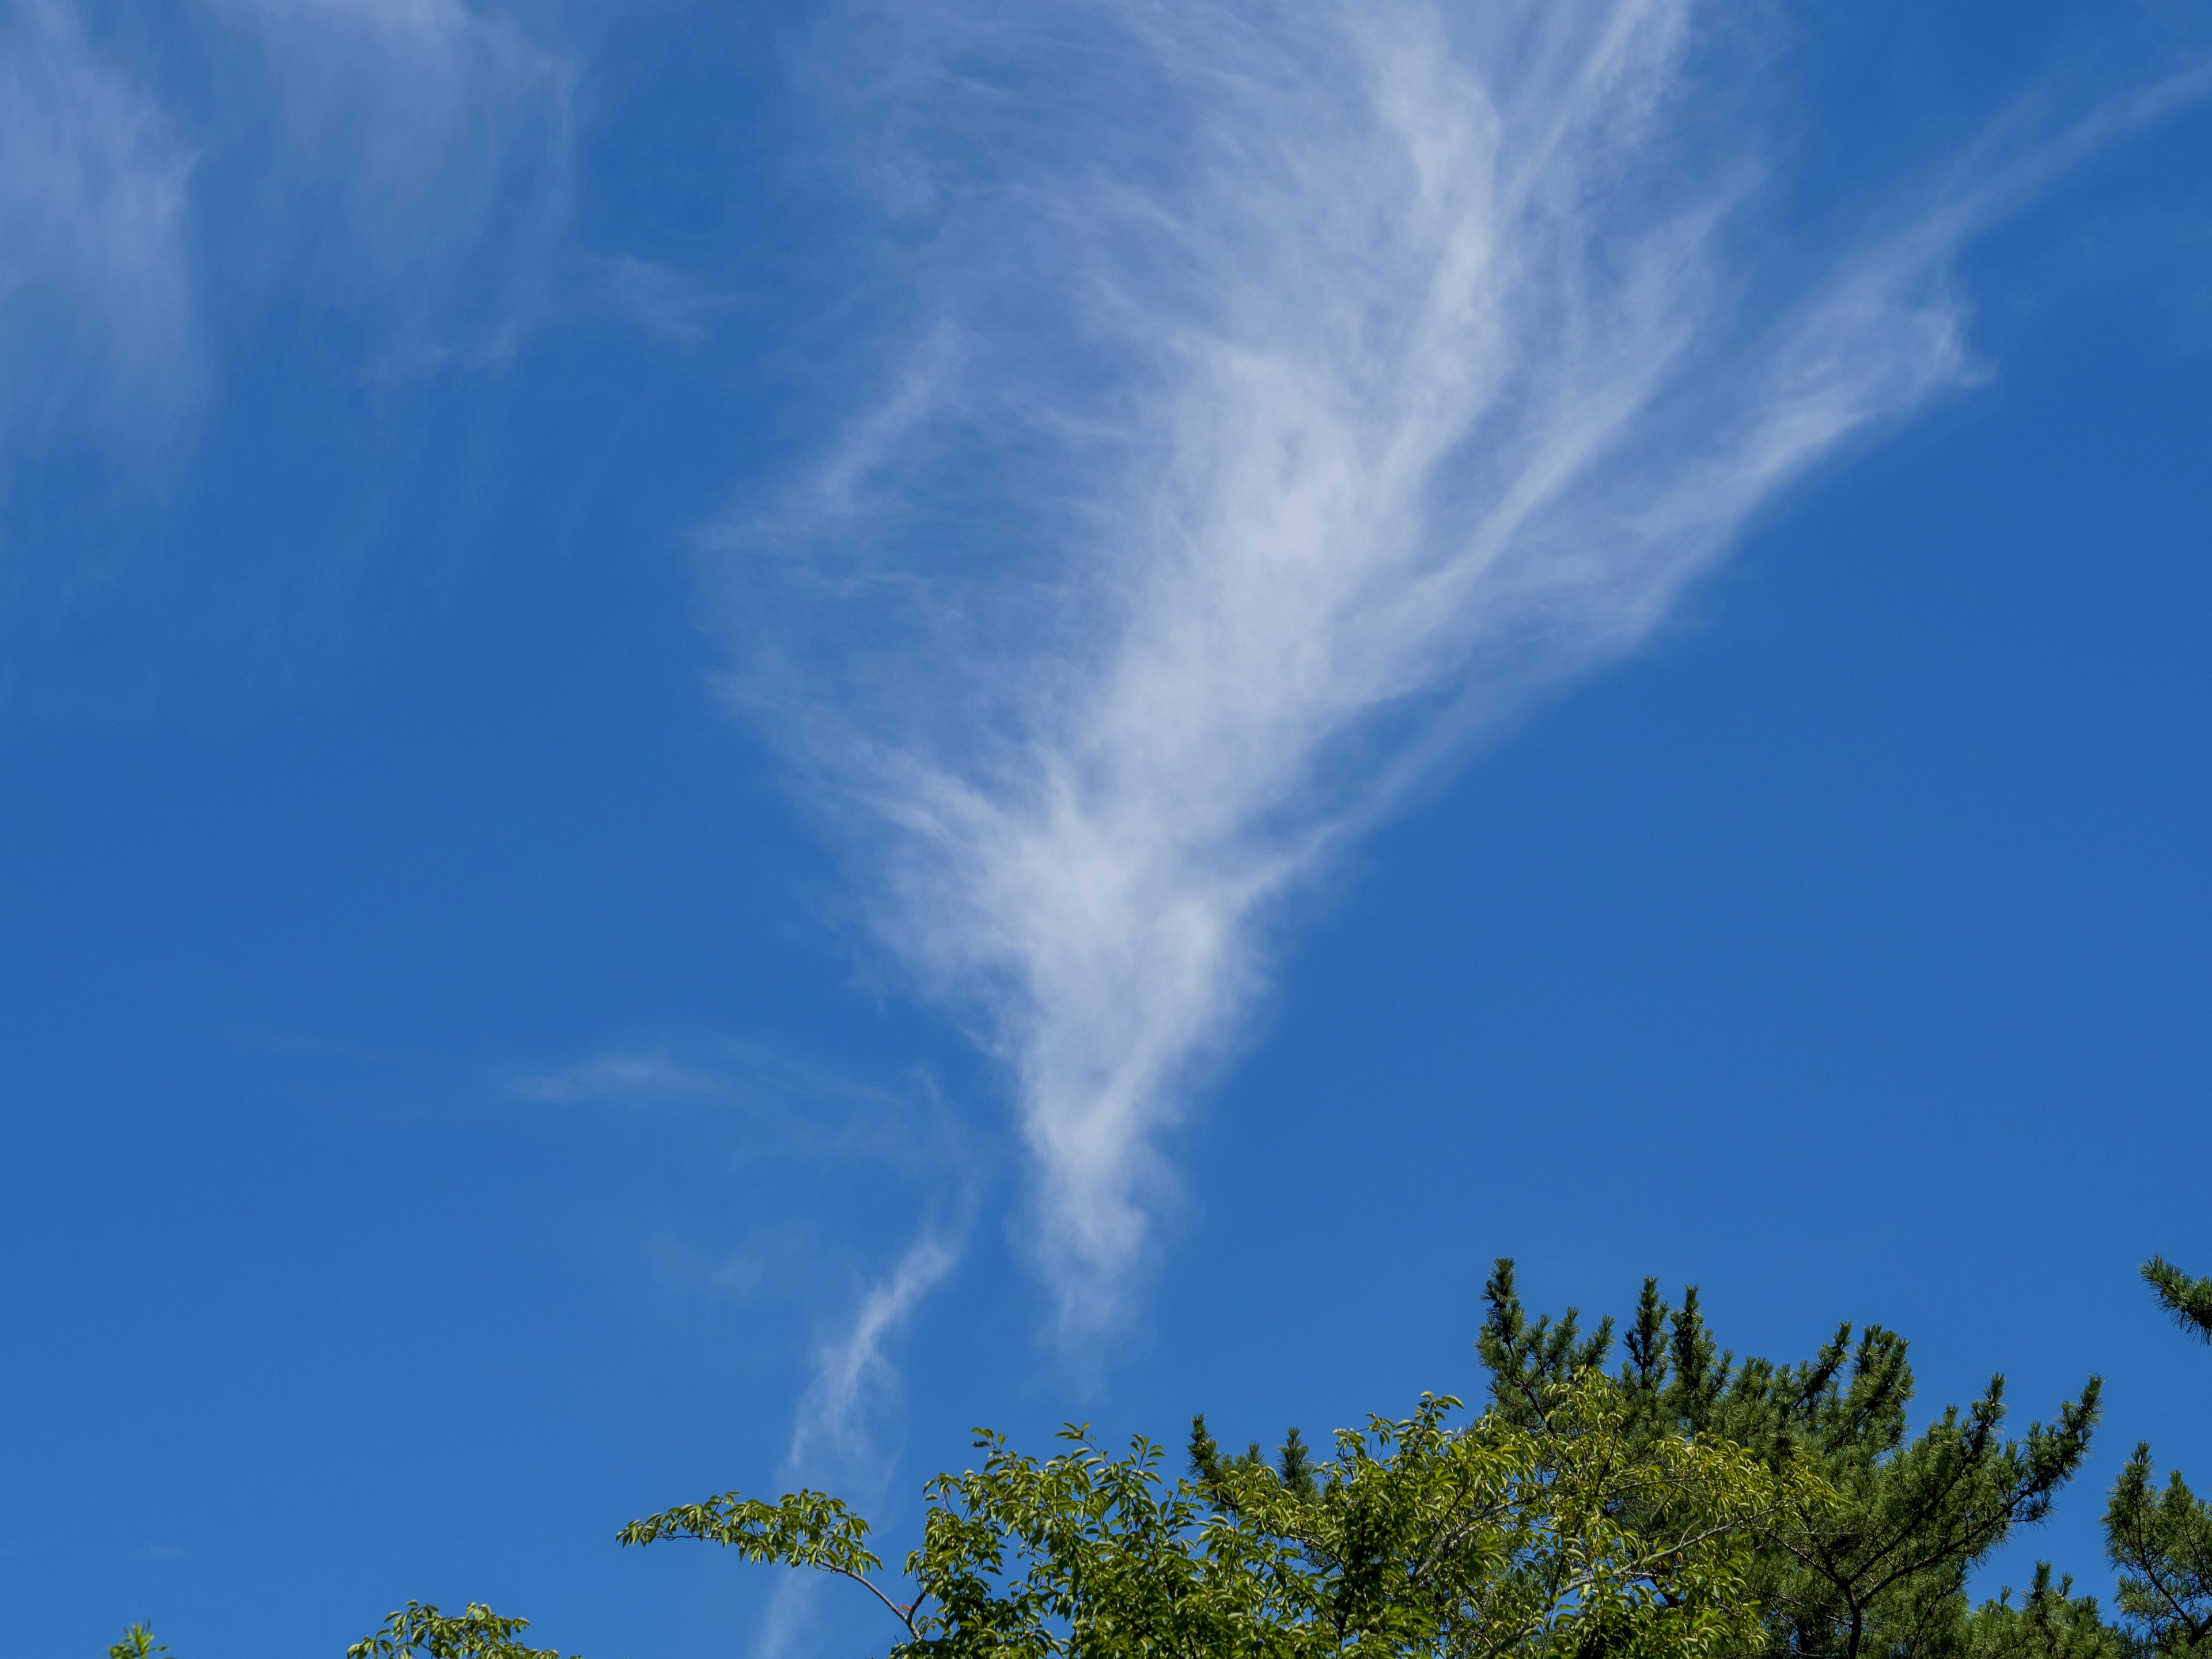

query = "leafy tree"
[346, 1602, 575, 1659]
[321, 1254, 2212, 1659]
[108, 1627, 169, 1659]
[615, 1373, 1818, 1658]
[1474, 1259, 2101, 1659]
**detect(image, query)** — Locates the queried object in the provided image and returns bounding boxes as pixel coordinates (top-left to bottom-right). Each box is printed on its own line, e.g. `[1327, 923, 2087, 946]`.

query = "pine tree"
[1188, 1414, 1319, 1501]
[2099, 1257, 2212, 1659]
[1959, 1565, 2127, 1659]
[1476, 1258, 2101, 1659]
[2105, 1443, 2212, 1657]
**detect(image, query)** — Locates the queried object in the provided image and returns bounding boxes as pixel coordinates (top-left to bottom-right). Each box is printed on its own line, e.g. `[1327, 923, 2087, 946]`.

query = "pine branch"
[2143, 1257, 2212, 1345]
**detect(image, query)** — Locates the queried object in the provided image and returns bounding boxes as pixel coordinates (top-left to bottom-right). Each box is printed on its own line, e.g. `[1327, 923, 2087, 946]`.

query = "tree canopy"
[616, 1372, 1812, 1659]
[104, 1255, 2212, 1659]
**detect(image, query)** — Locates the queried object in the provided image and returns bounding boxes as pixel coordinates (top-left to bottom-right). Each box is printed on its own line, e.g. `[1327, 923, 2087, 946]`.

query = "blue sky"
[2, 2, 2209, 1654]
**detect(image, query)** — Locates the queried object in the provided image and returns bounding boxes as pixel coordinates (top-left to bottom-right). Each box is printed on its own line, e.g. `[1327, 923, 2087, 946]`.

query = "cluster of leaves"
[343, 1601, 575, 1659]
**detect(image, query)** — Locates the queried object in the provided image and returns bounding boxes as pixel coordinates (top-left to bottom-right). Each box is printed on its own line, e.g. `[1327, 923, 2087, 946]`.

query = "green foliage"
[108, 1626, 169, 1659]
[1188, 1418, 1319, 1502]
[320, 1252, 2212, 1659]
[622, 1373, 1814, 1659]
[1959, 1565, 2128, 1659]
[616, 1487, 917, 1632]
[2098, 1255, 2212, 1659]
[2106, 1442, 2212, 1657]
[345, 1601, 573, 1659]
[2142, 1260, 2212, 1349]
[1476, 1258, 2101, 1659]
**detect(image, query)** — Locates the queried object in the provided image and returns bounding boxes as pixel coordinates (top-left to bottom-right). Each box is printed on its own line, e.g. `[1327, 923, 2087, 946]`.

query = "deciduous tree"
[618, 1373, 1812, 1659]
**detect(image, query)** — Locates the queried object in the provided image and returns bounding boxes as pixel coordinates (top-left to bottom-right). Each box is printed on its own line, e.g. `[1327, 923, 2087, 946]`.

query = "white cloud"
[1, 0, 576, 429]
[509, 1050, 721, 1103]
[713, 0, 2209, 1346]
[0, 1, 199, 496]
[213, 0, 576, 373]
[757, 1213, 967, 1659]
[0, 0, 578, 603]
[785, 1221, 964, 1483]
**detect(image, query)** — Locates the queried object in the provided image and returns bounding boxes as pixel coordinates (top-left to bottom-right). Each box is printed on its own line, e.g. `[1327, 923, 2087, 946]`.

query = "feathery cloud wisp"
[718, 2, 2205, 1341]
[786, 1221, 965, 1483]
[0, 0, 198, 509]
[757, 1214, 967, 1659]
[1, 0, 577, 615]
[510, 1051, 722, 1104]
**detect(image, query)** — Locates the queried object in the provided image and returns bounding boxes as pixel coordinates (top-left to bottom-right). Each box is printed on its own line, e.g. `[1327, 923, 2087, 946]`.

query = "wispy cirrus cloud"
[211, 0, 576, 374]
[0, 0, 577, 609]
[3, 0, 576, 422]
[0, 0, 199, 533]
[714, 1, 2210, 1344]
[582, 1041, 982, 1659]
[510, 1049, 722, 1104]
[531, 1038, 984, 1467]
[785, 1217, 967, 1483]
[756, 1210, 970, 1659]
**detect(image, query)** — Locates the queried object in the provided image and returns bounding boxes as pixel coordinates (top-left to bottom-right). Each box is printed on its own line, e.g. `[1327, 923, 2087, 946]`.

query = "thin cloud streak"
[3, 0, 575, 423]
[0, 0, 198, 526]
[1, 0, 577, 612]
[510, 1050, 722, 1104]
[785, 1221, 965, 1482]
[717, 1, 2206, 1342]
[758, 1212, 969, 1659]
[216, 0, 577, 374]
